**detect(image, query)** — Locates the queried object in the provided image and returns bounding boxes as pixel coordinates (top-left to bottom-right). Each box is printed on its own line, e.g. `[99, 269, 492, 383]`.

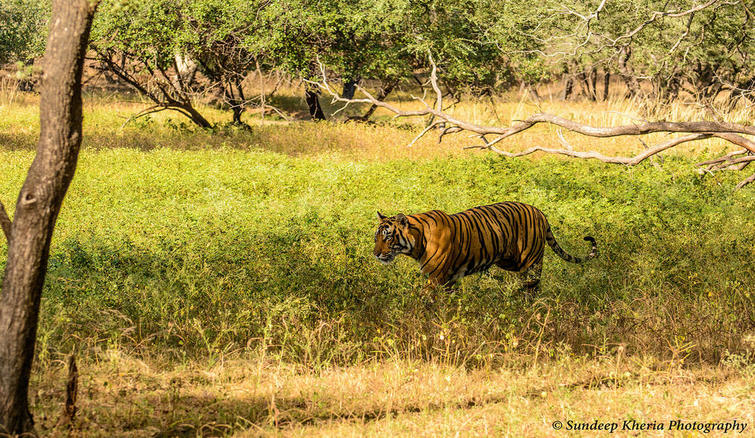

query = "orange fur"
[374, 202, 597, 292]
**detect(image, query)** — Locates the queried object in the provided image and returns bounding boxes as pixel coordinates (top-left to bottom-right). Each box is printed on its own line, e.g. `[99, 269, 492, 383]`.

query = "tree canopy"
[1, 0, 752, 123]
[0, 0, 49, 72]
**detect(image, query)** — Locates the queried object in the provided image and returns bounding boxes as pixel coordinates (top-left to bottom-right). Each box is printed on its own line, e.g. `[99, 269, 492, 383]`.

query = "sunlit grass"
[1, 85, 753, 437]
[1, 80, 747, 162]
[1, 147, 752, 369]
[28, 352, 755, 436]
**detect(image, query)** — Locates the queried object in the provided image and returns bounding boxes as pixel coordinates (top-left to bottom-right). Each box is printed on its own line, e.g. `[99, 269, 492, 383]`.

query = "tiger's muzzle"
[374, 250, 395, 264]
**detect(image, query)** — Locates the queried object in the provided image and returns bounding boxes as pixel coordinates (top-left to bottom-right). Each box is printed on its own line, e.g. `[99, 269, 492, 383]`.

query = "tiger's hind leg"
[518, 260, 543, 295]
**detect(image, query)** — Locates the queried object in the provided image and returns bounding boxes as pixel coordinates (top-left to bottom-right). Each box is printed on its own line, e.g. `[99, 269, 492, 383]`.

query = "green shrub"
[1, 148, 753, 367]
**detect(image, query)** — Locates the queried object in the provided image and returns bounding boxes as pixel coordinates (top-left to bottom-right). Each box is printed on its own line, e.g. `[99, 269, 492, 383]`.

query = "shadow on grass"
[63, 365, 703, 437]
[0, 132, 37, 150]
[65, 387, 516, 437]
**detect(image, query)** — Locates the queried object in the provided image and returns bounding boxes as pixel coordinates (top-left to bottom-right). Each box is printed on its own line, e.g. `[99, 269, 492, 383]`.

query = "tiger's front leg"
[420, 271, 455, 310]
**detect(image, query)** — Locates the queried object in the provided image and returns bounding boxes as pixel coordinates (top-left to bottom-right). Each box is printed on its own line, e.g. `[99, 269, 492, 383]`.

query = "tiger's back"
[413, 202, 549, 282]
[374, 201, 597, 291]
[453, 202, 549, 274]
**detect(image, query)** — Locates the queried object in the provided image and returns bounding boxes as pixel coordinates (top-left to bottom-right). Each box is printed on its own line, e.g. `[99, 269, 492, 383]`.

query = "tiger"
[373, 201, 598, 294]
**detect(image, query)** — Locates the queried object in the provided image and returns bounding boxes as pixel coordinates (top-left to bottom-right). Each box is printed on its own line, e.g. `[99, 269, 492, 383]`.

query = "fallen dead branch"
[311, 57, 755, 188]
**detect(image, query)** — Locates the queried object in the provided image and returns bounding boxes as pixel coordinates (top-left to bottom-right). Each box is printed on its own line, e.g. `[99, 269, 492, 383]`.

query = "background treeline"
[2, 0, 753, 125]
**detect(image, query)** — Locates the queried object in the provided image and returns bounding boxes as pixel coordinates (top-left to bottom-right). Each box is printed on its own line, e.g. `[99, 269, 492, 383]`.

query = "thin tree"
[0, 0, 98, 434]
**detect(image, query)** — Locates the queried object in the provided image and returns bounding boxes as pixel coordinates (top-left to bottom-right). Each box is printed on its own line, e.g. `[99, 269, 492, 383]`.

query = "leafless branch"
[736, 171, 755, 189]
[697, 150, 748, 167]
[118, 104, 165, 130]
[312, 56, 755, 186]
[698, 151, 755, 171]
[439, 126, 463, 143]
[408, 122, 443, 148]
[261, 104, 292, 122]
[556, 129, 574, 151]
[429, 53, 442, 113]
[485, 134, 709, 165]
[710, 133, 755, 153]
[606, 0, 724, 47]
[0, 200, 11, 242]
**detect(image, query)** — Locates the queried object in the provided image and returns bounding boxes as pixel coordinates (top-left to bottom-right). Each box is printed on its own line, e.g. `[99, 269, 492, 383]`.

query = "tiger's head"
[373, 212, 414, 264]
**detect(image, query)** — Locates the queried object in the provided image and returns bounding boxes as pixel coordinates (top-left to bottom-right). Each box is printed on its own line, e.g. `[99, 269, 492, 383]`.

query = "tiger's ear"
[377, 211, 387, 220]
[396, 213, 408, 226]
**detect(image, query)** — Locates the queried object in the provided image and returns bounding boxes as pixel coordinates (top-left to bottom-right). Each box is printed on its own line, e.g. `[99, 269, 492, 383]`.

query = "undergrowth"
[1, 147, 753, 369]
[1, 91, 753, 371]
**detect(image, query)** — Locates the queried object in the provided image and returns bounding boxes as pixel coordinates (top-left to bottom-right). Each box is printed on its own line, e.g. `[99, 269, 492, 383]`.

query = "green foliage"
[4, 0, 755, 104]
[248, 0, 532, 92]
[2, 146, 752, 367]
[543, 0, 755, 103]
[89, 0, 548, 104]
[92, 0, 186, 69]
[90, 0, 267, 126]
[0, 0, 49, 65]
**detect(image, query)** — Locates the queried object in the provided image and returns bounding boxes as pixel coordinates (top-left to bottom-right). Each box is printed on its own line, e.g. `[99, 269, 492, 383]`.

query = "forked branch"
[312, 57, 755, 187]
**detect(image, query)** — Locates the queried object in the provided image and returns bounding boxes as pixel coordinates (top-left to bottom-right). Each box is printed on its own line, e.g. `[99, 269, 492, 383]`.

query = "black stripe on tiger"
[373, 202, 598, 292]
[545, 227, 598, 263]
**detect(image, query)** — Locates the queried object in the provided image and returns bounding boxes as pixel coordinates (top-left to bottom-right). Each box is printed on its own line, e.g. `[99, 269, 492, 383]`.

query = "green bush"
[1, 148, 753, 366]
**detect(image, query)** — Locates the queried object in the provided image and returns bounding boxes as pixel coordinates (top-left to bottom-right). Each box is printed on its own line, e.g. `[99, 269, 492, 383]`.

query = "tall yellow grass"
[2, 78, 748, 162]
[27, 350, 754, 437]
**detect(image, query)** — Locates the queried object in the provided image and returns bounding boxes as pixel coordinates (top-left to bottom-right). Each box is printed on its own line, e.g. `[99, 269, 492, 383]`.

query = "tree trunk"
[182, 103, 213, 128]
[17, 79, 36, 92]
[563, 76, 574, 100]
[224, 81, 247, 126]
[618, 47, 642, 98]
[581, 72, 591, 100]
[0, 0, 97, 434]
[231, 106, 243, 125]
[342, 78, 358, 100]
[584, 67, 598, 101]
[603, 71, 611, 101]
[360, 81, 396, 120]
[588, 67, 598, 102]
[305, 87, 326, 120]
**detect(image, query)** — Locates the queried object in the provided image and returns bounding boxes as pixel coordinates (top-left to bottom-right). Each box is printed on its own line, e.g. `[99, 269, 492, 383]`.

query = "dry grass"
[1, 80, 749, 162]
[3, 82, 753, 437]
[29, 351, 754, 437]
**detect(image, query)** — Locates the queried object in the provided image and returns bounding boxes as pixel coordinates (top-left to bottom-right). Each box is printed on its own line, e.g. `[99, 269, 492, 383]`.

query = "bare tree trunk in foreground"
[0, 0, 97, 434]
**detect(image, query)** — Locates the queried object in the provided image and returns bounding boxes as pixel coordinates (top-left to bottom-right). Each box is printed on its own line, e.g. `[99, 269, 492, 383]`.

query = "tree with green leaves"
[0, 0, 48, 65]
[527, 0, 755, 109]
[0, 0, 50, 90]
[0, 0, 98, 433]
[91, 0, 214, 127]
[253, 0, 540, 120]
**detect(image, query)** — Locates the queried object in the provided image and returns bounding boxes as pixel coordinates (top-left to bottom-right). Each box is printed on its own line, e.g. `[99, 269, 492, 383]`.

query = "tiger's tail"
[545, 226, 598, 264]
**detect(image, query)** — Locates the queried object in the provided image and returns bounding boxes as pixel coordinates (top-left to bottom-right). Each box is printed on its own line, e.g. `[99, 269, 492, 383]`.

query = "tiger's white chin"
[376, 255, 395, 264]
